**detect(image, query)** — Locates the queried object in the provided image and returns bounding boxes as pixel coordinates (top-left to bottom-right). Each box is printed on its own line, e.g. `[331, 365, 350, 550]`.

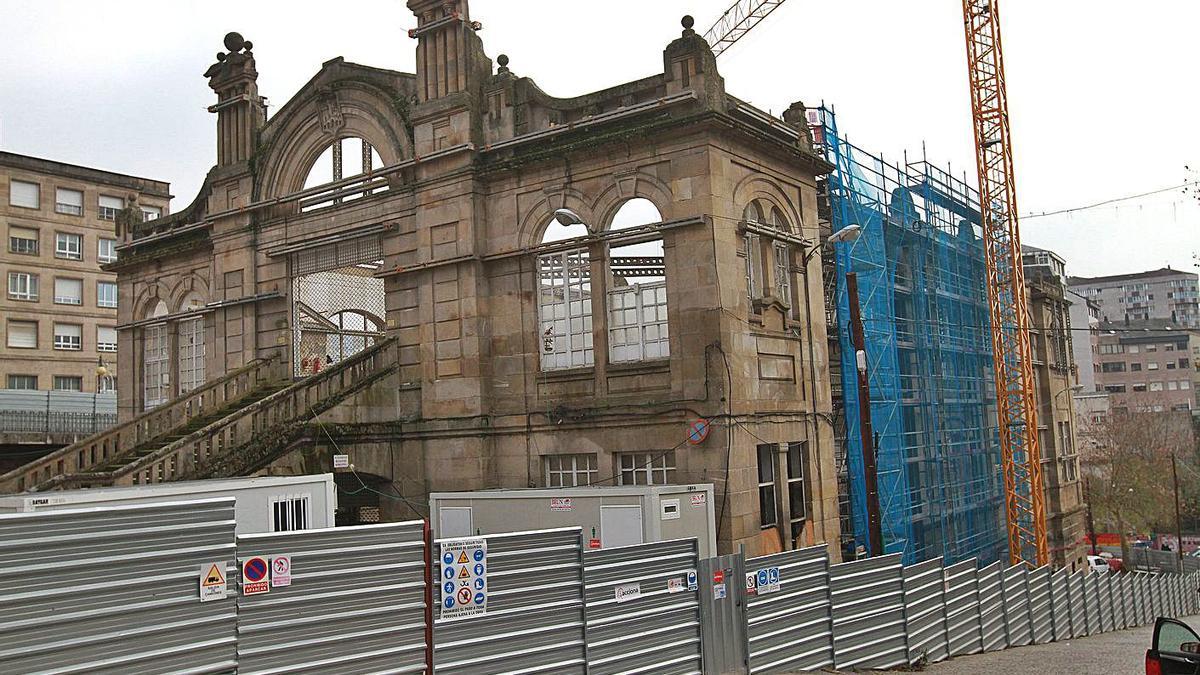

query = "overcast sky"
[1, 0, 1196, 277]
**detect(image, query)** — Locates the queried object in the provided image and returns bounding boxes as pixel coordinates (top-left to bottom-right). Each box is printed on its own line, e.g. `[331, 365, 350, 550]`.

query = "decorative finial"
[223, 32, 246, 53]
[682, 15, 695, 30]
[497, 54, 509, 68]
[216, 52, 227, 62]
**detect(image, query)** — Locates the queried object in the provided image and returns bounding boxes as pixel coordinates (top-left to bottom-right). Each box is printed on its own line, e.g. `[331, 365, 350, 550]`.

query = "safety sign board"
[199, 562, 227, 603]
[690, 493, 707, 507]
[271, 555, 292, 588]
[333, 454, 349, 469]
[686, 418, 710, 445]
[713, 582, 727, 600]
[440, 537, 487, 620]
[712, 569, 725, 584]
[686, 569, 698, 591]
[241, 556, 270, 596]
[746, 567, 780, 596]
[614, 583, 641, 603]
[550, 497, 573, 512]
[667, 577, 685, 593]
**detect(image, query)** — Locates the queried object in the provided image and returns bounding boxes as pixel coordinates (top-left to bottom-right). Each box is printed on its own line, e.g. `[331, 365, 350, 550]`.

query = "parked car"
[1146, 617, 1200, 674]
[1109, 557, 1125, 573]
[1088, 554, 1112, 574]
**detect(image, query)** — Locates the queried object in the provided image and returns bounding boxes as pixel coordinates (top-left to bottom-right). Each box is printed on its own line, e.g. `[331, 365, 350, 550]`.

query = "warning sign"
[271, 555, 292, 588]
[690, 493, 707, 507]
[440, 537, 487, 621]
[241, 556, 270, 596]
[550, 497, 573, 512]
[199, 562, 227, 603]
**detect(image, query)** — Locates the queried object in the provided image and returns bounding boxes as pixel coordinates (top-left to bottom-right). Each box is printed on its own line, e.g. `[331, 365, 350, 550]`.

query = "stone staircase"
[0, 338, 396, 493]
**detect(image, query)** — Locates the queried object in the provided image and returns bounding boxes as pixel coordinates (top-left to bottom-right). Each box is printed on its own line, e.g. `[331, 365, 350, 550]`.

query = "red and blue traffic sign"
[243, 556, 269, 583]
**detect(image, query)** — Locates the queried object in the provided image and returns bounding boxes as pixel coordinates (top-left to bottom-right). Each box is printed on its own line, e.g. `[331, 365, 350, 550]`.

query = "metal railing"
[0, 354, 286, 493]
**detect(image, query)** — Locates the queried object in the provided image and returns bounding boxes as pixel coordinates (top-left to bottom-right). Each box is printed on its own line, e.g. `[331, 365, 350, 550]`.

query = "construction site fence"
[1, 500, 1198, 674]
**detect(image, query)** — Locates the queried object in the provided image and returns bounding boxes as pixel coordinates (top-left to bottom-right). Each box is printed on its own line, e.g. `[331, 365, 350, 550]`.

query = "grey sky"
[1, 0, 1195, 277]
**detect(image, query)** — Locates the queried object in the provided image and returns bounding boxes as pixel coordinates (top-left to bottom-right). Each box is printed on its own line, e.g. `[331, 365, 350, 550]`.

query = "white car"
[1087, 554, 1111, 574]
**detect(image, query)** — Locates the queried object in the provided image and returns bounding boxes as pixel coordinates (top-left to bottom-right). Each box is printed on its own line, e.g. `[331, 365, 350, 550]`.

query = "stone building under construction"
[1, 2, 842, 557]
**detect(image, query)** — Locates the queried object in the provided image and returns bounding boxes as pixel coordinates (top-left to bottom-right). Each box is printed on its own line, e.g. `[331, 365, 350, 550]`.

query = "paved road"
[918, 616, 1200, 674]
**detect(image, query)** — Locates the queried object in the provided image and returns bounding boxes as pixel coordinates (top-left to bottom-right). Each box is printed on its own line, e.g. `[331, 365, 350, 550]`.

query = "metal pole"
[424, 519, 435, 673]
[1173, 454, 1184, 571]
[846, 272, 883, 556]
[1084, 476, 1098, 556]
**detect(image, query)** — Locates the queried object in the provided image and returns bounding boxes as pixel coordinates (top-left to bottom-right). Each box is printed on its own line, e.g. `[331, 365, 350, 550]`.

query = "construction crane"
[962, 0, 1048, 566]
[702, 0, 1048, 567]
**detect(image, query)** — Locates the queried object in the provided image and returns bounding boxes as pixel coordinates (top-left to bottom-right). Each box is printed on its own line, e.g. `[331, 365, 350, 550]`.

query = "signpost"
[241, 556, 270, 596]
[440, 537, 488, 620]
[199, 562, 227, 602]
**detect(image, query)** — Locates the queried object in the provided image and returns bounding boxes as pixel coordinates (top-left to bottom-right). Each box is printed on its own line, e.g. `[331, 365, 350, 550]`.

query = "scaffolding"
[814, 107, 1007, 566]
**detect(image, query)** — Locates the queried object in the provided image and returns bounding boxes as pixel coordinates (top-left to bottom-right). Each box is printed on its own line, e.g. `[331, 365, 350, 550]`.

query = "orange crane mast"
[961, 0, 1049, 566]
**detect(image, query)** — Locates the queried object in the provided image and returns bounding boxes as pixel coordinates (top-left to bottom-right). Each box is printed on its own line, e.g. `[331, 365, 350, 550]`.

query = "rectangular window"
[98, 375, 117, 393]
[1181, 380, 1192, 390]
[1130, 363, 1142, 372]
[9, 226, 38, 254]
[1100, 362, 1126, 373]
[9, 179, 39, 209]
[745, 234, 761, 304]
[1128, 345, 1140, 354]
[1132, 383, 1147, 392]
[608, 281, 670, 363]
[97, 281, 117, 308]
[544, 453, 598, 487]
[7, 374, 37, 390]
[1179, 358, 1190, 369]
[7, 320, 37, 348]
[98, 195, 124, 221]
[1167, 362, 1177, 370]
[143, 323, 169, 410]
[7, 272, 38, 301]
[55, 187, 83, 216]
[1149, 382, 1164, 392]
[53, 375, 82, 392]
[178, 317, 205, 393]
[1147, 344, 1158, 352]
[1148, 362, 1159, 370]
[98, 238, 117, 263]
[97, 326, 117, 352]
[757, 443, 778, 529]
[54, 278, 83, 305]
[1104, 384, 1126, 393]
[773, 241, 791, 310]
[141, 205, 162, 221]
[538, 250, 593, 370]
[55, 232, 82, 260]
[53, 323, 82, 350]
[1168, 381, 1179, 391]
[270, 494, 311, 532]
[617, 451, 676, 486]
[786, 441, 807, 540]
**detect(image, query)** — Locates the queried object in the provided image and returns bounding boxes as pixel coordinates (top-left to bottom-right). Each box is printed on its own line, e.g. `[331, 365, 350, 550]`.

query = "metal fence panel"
[1153, 575, 1165, 619]
[584, 538, 702, 675]
[745, 545, 834, 673]
[434, 528, 586, 675]
[1068, 572, 1087, 637]
[944, 559, 982, 657]
[1001, 564, 1031, 647]
[977, 562, 1006, 651]
[1100, 574, 1116, 632]
[236, 521, 428, 674]
[829, 553, 907, 670]
[0, 498, 238, 674]
[1084, 572, 1102, 634]
[902, 558, 948, 665]
[1138, 573, 1152, 626]
[1028, 566, 1052, 644]
[699, 552, 748, 675]
[1049, 568, 1070, 641]
[1117, 574, 1133, 629]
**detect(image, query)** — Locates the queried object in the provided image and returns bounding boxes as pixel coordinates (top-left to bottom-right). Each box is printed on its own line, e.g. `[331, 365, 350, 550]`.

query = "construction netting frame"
[291, 234, 386, 378]
[815, 106, 1006, 566]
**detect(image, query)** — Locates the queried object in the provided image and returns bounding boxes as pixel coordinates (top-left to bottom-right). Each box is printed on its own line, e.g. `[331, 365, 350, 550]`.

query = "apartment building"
[0, 152, 169, 440]
[1068, 268, 1200, 329]
[1092, 319, 1198, 413]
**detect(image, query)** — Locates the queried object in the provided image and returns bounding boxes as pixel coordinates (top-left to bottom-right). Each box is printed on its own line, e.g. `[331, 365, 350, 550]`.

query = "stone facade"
[0, 152, 169, 418]
[111, 5, 841, 557]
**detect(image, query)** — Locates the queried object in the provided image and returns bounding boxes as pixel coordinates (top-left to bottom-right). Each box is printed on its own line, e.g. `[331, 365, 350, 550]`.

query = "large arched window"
[607, 198, 669, 362]
[742, 198, 795, 316]
[143, 299, 169, 410]
[301, 136, 386, 211]
[538, 213, 593, 370]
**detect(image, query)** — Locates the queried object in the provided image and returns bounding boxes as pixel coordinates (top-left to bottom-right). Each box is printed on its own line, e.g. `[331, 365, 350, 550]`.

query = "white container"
[0, 474, 336, 535]
[430, 484, 717, 557]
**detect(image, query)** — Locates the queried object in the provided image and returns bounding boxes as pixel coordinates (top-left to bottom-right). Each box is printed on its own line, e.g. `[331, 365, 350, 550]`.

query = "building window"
[270, 494, 311, 532]
[98, 195, 123, 221]
[55, 232, 83, 260]
[774, 241, 792, 310]
[178, 317, 205, 393]
[53, 375, 83, 392]
[1128, 345, 1140, 354]
[8, 226, 38, 255]
[141, 205, 162, 222]
[1148, 362, 1159, 371]
[143, 322, 169, 410]
[786, 441, 807, 540]
[1180, 380, 1192, 390]
[607, 198, 670, 364]
[1149, 382, 1164, 392]
[1132, 383, 1147, 392]
[617, 451, 676, 486]
[7, 320, 37, 348]
[9, 179, 39, 209]
[1179, 358, 1190, 369]
[97, 281, 117, 308]
[544, 453, 598, 487]
[53, 323, 82, 351]
[98, 375, 117, 393]
[538, 249, 593, 370]
[7, 272, 38, 301]
[1167, 362, 1177, 370]
[54, 278, 83, 305]
[744, 232, 761, 304]
[97, 326, 117, 352]
[98, 238, 117, 264]
[1168, 381, 1179, 391]
[1104, 384, 1126, 393]
[55, 188, 84, 216]
[1100, 362, 1126, 373]
[6, 374, 37, 390]
[757, 443, 778, 529]
[1146, 344, 1158, 352]
[1130, 363, 1142, 371]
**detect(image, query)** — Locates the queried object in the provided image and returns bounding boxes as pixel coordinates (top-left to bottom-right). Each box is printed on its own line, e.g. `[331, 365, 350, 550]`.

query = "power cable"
[1020, 182, 1196, 220]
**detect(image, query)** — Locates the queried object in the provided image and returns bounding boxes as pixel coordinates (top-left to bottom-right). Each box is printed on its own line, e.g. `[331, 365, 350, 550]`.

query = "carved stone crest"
[318, 92, 345, 136]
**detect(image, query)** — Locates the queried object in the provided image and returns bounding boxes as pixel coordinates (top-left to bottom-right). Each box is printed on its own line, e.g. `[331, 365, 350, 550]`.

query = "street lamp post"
[94, 357, 108, 434]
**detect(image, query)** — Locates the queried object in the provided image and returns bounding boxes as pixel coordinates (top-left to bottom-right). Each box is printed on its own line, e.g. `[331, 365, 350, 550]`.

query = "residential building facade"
[1092, 320, 1198, 414]
[1068, 268, 1200, 329]
[0, 152, 169, 446]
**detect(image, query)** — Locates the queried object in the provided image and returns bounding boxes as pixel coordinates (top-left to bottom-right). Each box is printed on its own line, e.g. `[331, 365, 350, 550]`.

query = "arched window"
[325, 309, 383, 363]
[608, 198, 669, 362]
[301, 137, 386, 211]
[538, 212, 593, 370]
[143, 299, 169, 410]
[742, 199, 794, 315]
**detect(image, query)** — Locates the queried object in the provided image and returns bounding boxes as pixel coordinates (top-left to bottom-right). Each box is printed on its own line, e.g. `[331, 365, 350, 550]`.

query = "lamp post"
[94, 357, 109, 434]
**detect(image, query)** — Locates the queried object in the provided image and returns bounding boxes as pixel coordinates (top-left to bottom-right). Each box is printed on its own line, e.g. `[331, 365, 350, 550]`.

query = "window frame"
[7, 320, 38, 349]
[97, 326, 117, 353]
[98, 195, 123, 221]
[538, 248, 594, 371]
[52, 375, 83, 392]
[6, 374, 37, 390]
[7, 271, 39, 301]
[269, 494, 312, 532]
[9, 179, 40, 209]
[53, 323, 83, 351]
[544, 453, 599, 487]
[53, 277, 84, 306]
[96, 281, 118, 309]
[54, 187, 84, 216]
[786, 441, 807, 540]
[616, 450, 676, 486]
[8, 226, 39, 255]
[757, 443, 778, 530]
[98, 237, 118, 264]
[54, 232, 83, 261]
